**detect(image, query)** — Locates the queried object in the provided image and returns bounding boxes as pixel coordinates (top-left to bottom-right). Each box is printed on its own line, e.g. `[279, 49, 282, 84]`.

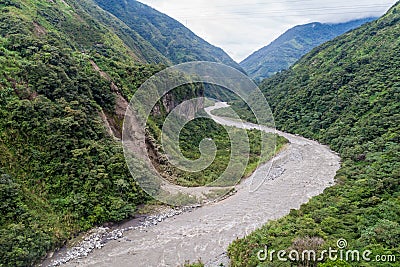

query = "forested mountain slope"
[0, 0, 169, 265]
[229, 2, 400, 266]
[241, 17, 376, 82]
[93, 0, 242, 69]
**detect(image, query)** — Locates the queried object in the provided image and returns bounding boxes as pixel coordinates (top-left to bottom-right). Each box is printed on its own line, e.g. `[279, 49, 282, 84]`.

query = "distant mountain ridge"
[93, 0, 242, 69]
[241, 17, 377, 82]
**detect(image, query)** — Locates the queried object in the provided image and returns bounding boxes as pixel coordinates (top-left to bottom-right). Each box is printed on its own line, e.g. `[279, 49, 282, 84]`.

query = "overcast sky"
[137, 0, 397, 62]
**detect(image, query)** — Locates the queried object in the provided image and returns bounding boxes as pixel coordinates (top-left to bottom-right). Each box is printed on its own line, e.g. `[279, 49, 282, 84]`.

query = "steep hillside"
[0, 0, 172, 265]
[229, 2, 400, 267]
[0, 1, 258, 266]
[241, 17, 376, 82]
[74, 0, 170, 64]
[93, 0, 242, 69]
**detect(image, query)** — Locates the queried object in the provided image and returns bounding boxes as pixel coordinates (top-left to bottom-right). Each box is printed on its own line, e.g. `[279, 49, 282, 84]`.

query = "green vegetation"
[240, 18, 376, 83]
[3, 0, 398, 266]
[0, 0, 166, 265]
[229, 3, 400, 266]
[184, 260, 204, 267]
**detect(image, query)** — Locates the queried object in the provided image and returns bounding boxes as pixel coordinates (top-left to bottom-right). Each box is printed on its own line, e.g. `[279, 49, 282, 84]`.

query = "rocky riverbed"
[41, 205, 201, 267]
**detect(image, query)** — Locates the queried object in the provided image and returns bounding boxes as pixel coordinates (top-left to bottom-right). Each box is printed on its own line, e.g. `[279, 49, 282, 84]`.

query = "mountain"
[0, 0, 169, 265]
[92, 0, 242, 69]
[0, 0, 245, 265]
[229, 2, 400, 266]
[240, 17, 377, 82]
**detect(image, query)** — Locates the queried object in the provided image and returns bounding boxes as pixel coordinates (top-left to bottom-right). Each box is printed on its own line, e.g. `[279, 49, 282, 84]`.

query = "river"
[54, 102, 341, 267]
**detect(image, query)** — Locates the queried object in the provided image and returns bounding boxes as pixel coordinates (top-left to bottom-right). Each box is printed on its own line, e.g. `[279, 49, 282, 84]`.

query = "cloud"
[137, 0, 397, 62]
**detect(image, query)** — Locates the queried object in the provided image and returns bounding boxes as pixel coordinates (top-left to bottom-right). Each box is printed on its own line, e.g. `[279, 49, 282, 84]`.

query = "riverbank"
[40, 205, 201, 267]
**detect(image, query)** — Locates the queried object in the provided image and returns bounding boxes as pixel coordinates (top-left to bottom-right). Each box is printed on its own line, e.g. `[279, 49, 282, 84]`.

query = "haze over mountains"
[241, 17, 377, 82]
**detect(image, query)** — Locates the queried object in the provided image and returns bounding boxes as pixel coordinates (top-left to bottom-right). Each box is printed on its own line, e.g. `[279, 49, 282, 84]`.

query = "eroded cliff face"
[92, 59, 203, 137]
[146, 88, 205, 183]
[91, 60, 204, 184]
[151, 92, 204, 120]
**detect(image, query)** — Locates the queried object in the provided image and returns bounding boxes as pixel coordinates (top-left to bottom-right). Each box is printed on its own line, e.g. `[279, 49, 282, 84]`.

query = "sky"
[137, 0, 397, 62]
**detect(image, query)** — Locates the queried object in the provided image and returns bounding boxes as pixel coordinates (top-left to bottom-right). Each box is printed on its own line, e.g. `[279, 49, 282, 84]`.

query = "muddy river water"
[59, 103, 340, 267]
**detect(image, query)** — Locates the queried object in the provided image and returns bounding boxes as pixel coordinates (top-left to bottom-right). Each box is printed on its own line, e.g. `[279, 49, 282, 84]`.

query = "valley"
[48, 103, 340, 266]
[0, 0, 399, 266]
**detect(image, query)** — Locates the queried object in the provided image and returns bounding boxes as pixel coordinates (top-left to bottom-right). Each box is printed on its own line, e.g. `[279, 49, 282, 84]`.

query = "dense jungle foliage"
[0, 0, 167, 265]
[228, 2, 400, 267]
